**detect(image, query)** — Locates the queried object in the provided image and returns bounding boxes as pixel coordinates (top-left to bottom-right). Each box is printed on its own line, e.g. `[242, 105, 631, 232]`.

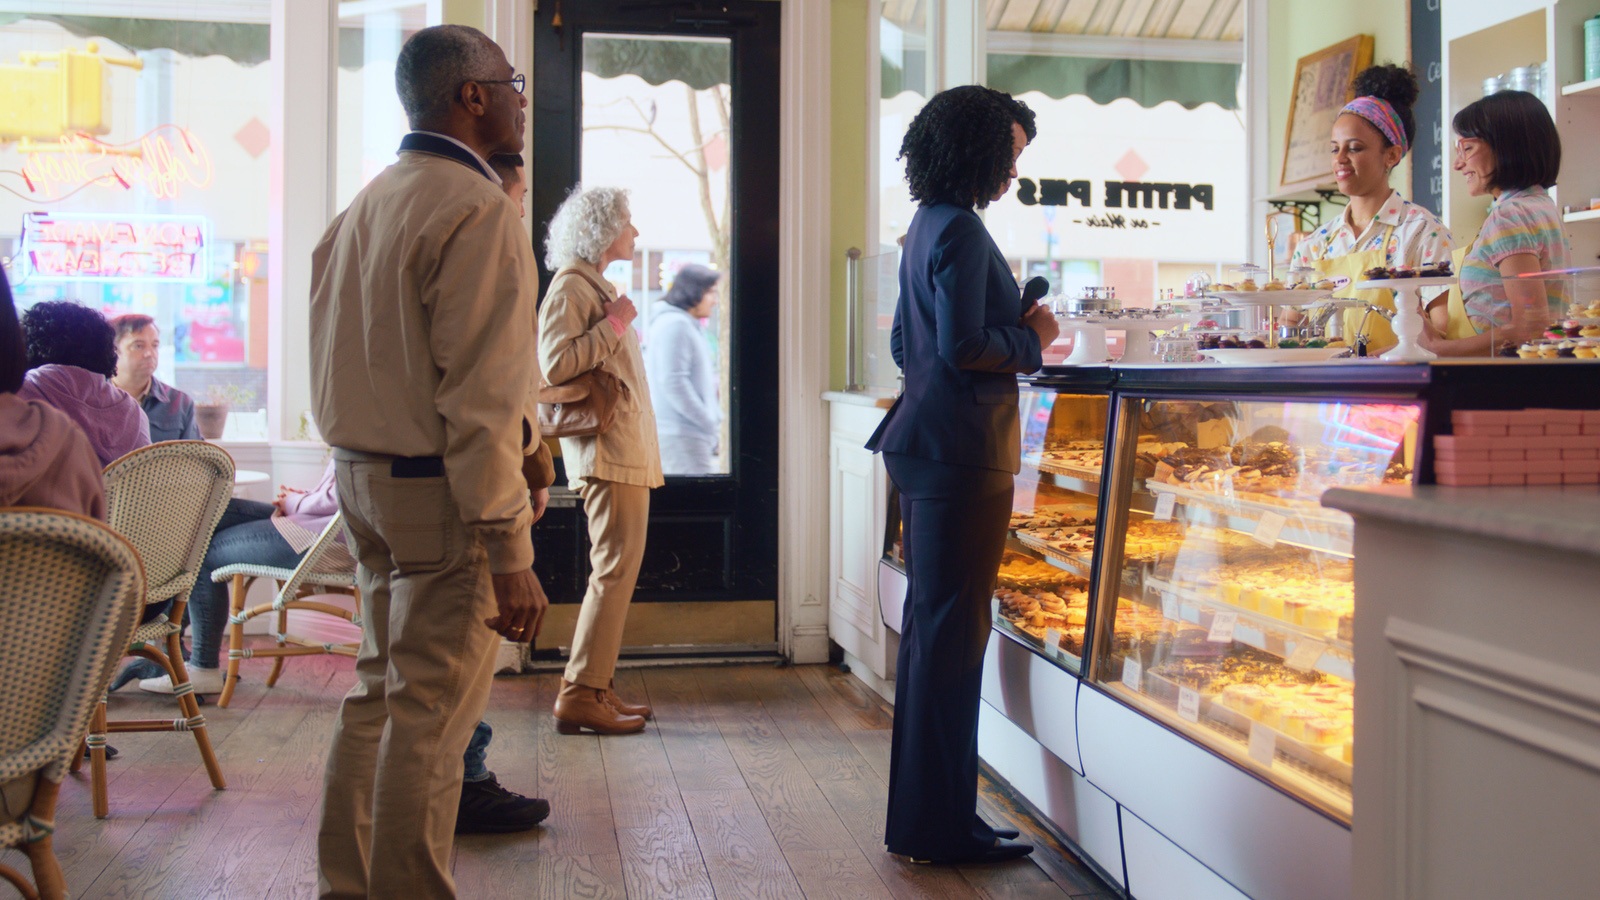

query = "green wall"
[831, 0, 869, 389]
[1268, 0, 1414, 226]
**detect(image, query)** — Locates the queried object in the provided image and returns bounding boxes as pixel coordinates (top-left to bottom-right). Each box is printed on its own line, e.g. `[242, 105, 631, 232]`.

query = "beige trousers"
[318, 457, 500, 900]
[565, 479, 650, 688]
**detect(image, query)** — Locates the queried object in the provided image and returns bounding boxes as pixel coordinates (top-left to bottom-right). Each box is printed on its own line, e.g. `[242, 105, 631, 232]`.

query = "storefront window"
[985, 46, 1248, 307]
[877, 2, 931, 253]
[335, 4, 433, 210]
[0, 12, 270, 430]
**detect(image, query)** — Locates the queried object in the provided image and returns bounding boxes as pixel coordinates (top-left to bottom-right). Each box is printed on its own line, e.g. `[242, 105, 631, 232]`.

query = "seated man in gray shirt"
[109, 314, 200, 441]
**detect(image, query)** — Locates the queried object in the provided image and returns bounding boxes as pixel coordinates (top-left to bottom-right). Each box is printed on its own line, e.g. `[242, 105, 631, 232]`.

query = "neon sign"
[17, 211, 209, 282]
[11, 125, 214, 203]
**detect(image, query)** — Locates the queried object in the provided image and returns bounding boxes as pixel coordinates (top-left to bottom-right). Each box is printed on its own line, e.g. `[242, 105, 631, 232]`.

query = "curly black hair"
[21, 300, 119, 378]
[1350, 63, 1420, 150]
[899, 85, 1037, 209]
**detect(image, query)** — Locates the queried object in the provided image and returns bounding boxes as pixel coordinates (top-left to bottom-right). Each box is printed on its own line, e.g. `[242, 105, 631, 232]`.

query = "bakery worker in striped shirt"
[1421, 90, 1571, 356]
[1288, 64, 1454, 353]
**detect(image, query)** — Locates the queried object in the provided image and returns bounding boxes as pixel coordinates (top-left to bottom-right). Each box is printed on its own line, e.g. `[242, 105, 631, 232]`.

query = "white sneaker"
[139, 667, 226, 695]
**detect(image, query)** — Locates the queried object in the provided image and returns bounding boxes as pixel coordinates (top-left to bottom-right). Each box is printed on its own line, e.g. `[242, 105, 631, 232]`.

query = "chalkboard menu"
[1411, 0, 1444, 217]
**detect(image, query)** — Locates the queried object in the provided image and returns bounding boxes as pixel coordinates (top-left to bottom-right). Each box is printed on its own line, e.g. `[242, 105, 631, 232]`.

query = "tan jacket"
[309, 148, 553, 573]
[538, 259, 664, 490]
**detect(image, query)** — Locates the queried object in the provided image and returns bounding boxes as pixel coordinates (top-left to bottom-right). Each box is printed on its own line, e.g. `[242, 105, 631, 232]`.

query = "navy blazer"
[867, 203, 1043, 473]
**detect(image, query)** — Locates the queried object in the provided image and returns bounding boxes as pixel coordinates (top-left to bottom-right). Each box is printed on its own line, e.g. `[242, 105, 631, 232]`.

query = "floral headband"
[1341, 96, 1409, 156]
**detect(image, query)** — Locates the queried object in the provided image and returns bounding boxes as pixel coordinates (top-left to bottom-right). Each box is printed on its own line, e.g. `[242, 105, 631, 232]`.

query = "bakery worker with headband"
[1288, 63, 1454, 353]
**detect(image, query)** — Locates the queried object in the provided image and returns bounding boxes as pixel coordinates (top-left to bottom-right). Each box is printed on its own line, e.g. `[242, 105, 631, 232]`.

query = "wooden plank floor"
[2, 653, 1117, 899]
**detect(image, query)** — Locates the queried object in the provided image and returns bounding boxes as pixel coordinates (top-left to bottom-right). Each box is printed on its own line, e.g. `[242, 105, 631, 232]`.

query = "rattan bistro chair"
[88, 441, 233, 817]
[214, 511, 360, 708]
[0, 508, 144, 900]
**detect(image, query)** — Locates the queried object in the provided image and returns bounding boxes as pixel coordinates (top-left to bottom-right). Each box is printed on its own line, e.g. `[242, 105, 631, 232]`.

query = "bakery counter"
[1324, 484, 1600, 900]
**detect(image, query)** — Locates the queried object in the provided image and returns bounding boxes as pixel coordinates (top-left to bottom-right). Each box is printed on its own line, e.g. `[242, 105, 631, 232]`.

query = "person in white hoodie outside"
[0, 273, 106, 519]
[644, 264, 723, 475]
[17, 300, 150, 468]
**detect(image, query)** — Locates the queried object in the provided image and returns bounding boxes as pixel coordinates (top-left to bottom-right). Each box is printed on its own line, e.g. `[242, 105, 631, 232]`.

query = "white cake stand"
[1056, 317, 1111, 364]
[1086, 316, 1193, 364]
[1354, 276, 1457, 361]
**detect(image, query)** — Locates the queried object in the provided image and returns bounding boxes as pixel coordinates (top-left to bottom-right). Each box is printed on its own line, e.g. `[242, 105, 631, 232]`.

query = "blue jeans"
[463, 721, 492, 782]
[185, 500, 304, 669]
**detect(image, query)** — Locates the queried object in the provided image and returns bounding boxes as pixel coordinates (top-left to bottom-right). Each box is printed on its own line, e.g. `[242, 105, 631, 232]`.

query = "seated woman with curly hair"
[18, 300, 150, 467]
[866, 85, 1058, 865]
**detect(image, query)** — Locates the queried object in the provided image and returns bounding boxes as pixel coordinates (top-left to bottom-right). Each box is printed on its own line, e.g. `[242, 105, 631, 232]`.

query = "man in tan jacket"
[308, 25, 553, 900]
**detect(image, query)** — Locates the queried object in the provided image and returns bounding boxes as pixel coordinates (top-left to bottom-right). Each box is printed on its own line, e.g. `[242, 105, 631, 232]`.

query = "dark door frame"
[530, 1, 781, 608]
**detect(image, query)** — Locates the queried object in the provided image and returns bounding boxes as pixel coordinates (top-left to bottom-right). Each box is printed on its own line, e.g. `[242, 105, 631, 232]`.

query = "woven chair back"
[103, 441, 235, 609]
[0, 508, 144, 786]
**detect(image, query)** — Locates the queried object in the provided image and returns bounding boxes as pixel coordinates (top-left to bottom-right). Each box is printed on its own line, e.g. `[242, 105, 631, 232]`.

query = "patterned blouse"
[1459, 186, 1571, 329]
[1289, 189, 1454, 274]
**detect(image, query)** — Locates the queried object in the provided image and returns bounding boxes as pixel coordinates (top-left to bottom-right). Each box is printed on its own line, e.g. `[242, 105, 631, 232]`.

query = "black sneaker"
[455, 774, 550, 834]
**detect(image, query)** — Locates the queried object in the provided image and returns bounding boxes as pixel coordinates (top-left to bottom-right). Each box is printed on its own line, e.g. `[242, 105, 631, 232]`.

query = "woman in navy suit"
[867, 85, 1059, 865]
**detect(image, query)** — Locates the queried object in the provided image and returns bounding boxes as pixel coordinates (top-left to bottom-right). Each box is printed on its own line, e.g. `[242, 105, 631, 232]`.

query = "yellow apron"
[1313, 224, 1398, 350]
[1436, 242, 1478, 339]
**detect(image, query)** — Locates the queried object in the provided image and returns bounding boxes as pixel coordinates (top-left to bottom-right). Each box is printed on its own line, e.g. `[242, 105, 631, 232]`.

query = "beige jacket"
[538, 259, 664, 490]
[309, 148, 553, 574]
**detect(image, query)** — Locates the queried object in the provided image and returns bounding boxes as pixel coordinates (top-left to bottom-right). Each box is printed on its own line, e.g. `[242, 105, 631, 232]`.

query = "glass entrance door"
[532, 1, 780, 652]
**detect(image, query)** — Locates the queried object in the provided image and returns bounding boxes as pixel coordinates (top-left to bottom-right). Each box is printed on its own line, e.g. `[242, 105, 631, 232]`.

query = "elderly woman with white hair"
[539, 185, 662, 735]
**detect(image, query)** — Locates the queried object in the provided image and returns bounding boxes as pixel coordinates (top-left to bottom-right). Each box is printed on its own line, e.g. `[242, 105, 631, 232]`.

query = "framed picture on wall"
[1279, 35, 1374, 193]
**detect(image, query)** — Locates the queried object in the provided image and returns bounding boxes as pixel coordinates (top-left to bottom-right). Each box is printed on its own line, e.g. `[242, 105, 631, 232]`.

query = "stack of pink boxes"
[1434, 409, 1600, 486]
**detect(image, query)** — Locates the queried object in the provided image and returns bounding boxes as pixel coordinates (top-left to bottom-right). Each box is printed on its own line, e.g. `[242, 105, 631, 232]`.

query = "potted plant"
[195, 384, 256, 439]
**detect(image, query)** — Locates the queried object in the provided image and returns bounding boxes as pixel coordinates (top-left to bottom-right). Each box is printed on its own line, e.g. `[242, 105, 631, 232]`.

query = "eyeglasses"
[1455, 138, 1483, 157]
[477, 74, 525, 94]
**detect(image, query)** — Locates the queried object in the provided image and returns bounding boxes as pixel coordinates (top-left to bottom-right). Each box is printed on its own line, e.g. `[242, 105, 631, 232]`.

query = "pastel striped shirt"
[1460, 186, 1571, 329]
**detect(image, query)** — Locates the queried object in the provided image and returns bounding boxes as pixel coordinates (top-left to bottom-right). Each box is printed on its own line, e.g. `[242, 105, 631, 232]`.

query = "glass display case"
[1093, 395, 1418, 820]
[994, 388, 1112, 671]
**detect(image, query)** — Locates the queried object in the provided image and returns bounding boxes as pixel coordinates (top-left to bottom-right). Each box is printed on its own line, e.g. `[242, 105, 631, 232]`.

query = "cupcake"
[1262, 280, 1285, 291]
[1582, 326, 1600, 338]
[1518, 342, 1541, 358]
[1539, 342, 1561, 359]
[1575, 341, 1598, 359]
[1558, 340, 1578, 358]
[1239, 278, 1259, 291]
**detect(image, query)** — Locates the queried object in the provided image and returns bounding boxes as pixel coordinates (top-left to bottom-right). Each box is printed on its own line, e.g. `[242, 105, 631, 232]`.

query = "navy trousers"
[882, 452, 1014, 860]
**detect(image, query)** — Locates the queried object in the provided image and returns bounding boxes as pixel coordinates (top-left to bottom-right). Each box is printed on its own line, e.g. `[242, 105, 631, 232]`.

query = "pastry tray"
[1143, 575, 1353, 678]
[1205, 289, 1337, 307]
[1146, 481, 1354, 556]
[1015, 532, 1095, 578]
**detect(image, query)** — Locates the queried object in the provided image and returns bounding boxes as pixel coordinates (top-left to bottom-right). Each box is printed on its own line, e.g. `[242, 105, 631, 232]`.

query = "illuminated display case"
[979, 362, 1600, 900]
[1088, 393, 1419, 821]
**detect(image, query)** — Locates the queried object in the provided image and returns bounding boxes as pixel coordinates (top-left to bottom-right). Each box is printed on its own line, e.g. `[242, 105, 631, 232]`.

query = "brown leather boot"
[605, 678, 652, 719]
[553, 679, 646, 735]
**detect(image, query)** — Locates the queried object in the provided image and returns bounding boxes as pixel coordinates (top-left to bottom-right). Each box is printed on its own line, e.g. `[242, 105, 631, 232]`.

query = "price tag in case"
[1252, 511, 1288, 547]
[1207, 611, 1238, 643]
[1161, 592, 1179, 621]
[1286, 640, 1326, 672]
[1121, 656, 1143, 692]
[1154, 491, 1177, 522]
[1044, 628, 1060, 650]
[1248, 723, 1276, 767]
[1178, 687, 1201, 723]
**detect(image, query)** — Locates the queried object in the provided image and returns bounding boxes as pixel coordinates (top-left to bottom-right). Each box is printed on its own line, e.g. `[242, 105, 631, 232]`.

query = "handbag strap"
[543, 264, 624, 392]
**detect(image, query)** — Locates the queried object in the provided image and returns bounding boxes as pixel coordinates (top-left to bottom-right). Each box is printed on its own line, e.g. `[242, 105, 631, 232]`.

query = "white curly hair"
[543, 185, 632, 270]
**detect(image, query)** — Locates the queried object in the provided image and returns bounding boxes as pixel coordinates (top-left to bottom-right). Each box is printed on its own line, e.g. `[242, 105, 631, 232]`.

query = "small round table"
[233, 469, 270, 497]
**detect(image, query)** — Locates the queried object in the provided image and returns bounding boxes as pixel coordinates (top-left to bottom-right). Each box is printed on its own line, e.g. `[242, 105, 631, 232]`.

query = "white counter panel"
[1076, 686, 1349, 900]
